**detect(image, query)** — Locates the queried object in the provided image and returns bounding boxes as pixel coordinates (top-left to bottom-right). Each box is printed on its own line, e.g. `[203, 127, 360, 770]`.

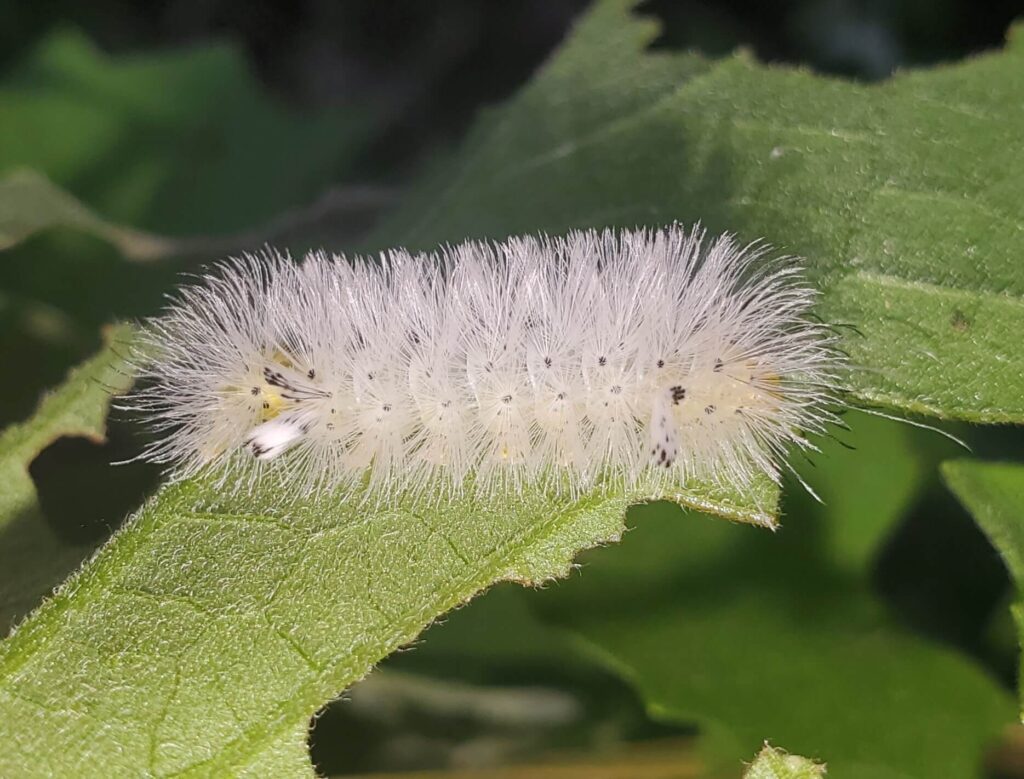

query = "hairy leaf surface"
[745, 745, 826, 779]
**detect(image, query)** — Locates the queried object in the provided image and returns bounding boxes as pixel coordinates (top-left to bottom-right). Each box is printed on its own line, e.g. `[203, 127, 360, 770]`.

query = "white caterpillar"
[129, 225, 844, 503]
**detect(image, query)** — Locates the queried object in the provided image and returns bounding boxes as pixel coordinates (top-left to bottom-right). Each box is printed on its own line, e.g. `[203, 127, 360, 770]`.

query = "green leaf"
[541, 413, 1013, 779]
[0, 169, 176, 259]
[0, 324, 135, 629]
[552, 506, 1012, 779]
[370, 0, 1024, 423]
[0, 166, 397, 263]
[745, 745, 826, 779]
[942, 459, 1024, 718]
[0, 29, 370, 235]
[0, 475, 633, 776]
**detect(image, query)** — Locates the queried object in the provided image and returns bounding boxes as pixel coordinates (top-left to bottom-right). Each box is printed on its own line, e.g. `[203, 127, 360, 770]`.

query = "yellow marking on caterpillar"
[271, 349, 295, 369]
[260, 386, 286, 420]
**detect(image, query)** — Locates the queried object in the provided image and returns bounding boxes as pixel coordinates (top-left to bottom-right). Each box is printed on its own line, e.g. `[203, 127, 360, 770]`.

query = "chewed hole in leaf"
[29, 425, 161, 546]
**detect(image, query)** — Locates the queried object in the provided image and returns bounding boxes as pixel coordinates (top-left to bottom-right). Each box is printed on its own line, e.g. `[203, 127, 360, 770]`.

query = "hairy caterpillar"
[128, 225, 844, 505]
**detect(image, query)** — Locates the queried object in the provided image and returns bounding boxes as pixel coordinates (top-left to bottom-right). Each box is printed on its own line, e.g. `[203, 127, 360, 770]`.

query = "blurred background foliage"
[1, 1, 1023, 777]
